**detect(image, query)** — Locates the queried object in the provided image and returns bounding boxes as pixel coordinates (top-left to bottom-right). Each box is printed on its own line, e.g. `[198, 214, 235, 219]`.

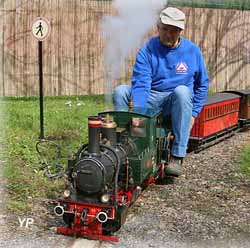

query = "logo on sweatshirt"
[176, 62, 188, 74]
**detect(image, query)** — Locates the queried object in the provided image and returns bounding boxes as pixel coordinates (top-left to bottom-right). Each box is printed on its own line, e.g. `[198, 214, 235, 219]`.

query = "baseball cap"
[159, 7, 185, 30]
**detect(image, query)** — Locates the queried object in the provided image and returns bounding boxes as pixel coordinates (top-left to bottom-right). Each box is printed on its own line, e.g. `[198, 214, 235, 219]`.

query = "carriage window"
[205, 109, 208, 120]
[131, 117, 147, 137]
[209, 108, 212, 119]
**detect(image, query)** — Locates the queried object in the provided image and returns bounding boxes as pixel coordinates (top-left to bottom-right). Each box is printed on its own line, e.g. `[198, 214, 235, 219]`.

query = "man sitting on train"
[113, 7, 209, 176]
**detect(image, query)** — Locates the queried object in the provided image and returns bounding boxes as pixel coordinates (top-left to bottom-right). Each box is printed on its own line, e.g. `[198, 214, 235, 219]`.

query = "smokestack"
[88, 116, 102, 155]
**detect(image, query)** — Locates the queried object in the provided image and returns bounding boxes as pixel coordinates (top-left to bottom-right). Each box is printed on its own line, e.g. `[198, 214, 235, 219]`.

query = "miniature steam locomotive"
[54, 108, 170, 242]
[53, 90, 250, 242]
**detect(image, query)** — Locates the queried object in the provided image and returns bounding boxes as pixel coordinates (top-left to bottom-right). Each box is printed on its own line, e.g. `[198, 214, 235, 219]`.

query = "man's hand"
[190, 117, 195, 129]
[132, 118, 140, 127]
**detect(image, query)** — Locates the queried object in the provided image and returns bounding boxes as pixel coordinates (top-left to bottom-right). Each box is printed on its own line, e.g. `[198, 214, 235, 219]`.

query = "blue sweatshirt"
[131, 36, 209, 117]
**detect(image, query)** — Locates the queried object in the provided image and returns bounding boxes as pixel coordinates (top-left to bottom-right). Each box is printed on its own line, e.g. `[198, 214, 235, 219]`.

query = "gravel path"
[103, 130, 250, 248]
[1, 130, 250, 247]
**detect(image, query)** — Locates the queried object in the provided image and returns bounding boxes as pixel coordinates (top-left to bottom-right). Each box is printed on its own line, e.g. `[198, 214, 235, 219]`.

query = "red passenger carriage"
[189, 92, 241, 151]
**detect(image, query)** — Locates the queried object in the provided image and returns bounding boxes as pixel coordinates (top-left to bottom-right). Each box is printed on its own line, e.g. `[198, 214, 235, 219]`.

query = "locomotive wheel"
[63, 213, 74, 228]
[102, 205, 128, 235]
[102, 217, 123, 235]
[156, 176, 175, 185]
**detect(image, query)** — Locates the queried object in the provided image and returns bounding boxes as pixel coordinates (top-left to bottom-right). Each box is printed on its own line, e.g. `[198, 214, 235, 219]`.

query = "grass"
[2, 94, 249, 212]
[239, 145, 250, 180]
[1, 95, 106, 212]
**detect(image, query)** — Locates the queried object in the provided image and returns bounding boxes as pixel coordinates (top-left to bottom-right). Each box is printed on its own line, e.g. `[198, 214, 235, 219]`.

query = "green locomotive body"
[99, 108, 168, 185]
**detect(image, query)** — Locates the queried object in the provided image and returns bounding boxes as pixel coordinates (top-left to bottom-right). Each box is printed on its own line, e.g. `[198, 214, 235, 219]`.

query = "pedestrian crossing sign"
[32, 17, 51, 41]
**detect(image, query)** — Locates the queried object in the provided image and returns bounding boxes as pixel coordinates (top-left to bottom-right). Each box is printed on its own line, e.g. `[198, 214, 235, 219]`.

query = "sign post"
[32, 17, 51, 139]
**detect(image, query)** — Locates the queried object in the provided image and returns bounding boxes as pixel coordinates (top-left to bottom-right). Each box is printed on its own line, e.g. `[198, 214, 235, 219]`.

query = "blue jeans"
[113, 85, 193, 157]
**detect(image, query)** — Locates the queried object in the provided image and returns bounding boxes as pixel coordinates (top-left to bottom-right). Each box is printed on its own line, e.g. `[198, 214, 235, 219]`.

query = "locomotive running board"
[188, 124, 239, 153]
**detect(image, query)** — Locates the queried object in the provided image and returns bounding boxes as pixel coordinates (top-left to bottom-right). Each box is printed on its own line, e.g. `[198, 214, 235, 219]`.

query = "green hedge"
[168, 0, 250, 10]
[97, 0, 250, 11]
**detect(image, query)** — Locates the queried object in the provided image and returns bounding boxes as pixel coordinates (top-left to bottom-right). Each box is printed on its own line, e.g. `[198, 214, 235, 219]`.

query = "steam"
[101, 0, 167, 106]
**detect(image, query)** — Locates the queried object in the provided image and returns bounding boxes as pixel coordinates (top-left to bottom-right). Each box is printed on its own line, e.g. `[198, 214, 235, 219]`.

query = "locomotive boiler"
[53, 108, 171, 242]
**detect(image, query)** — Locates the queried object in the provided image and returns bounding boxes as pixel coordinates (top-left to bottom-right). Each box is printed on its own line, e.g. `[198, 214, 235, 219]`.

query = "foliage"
[2, 96, 106, 211]
[168, 0, 250, 10]
[97, 0, 250, 10]
[239, 145, 250, 179]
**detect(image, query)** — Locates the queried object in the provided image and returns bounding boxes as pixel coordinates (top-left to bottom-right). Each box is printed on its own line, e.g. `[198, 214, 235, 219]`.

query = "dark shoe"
[165, 157, 183, 177]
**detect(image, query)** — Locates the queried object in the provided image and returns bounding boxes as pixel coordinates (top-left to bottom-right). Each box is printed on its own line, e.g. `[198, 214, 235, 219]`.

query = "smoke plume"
[101, 0, 167, 106]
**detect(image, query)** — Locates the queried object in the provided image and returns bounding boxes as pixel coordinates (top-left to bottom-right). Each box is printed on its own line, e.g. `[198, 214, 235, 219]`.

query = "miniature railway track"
[70, 238, 102, 248]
